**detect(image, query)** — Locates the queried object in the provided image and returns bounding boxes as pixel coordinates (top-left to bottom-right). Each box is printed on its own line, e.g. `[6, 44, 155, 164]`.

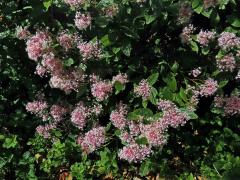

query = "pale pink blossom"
[118, 143, 152, 163]
[35, 64, 47, 77]
[75, 12, 92, 30]
[42, 53, 64, 75]
[26, 101, 48, 114]
[217, 54, 236, 72]
[50, 104, 68, 121]
[16, 26, 31, 40]
[218, 32, 240, 50]
[112, 73, 128, 84]
[26, 31, 51, 61]
[134, 80, 151, 99]
[180, 24, 195, 43]
[199, 78, 218, 97]
[78, 42, 101, 61]
[64, 0, 85, 6]
[78, 127, 106, 153]
[71, 102, 89, 130]
[110, 103, 128, 130]
[91, 80, 112, 101]
[36, 123, 56, 139]
[203, 0, 218, 8]
[57, 31, 75, 51]
[197, 30, 215, 46]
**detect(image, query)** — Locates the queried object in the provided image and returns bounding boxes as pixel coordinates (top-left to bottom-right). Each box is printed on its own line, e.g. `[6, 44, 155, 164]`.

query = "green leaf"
[43, 0, 53, 11]
[190, 41, 199, 53]
[149, 87, 158, 105]
[179, 87, 187, 102]
[147, 72, 159, 85]
[64, 58, 74, 67]
[121, 42, 132, 57]
[144, 15, 156, 24]
[163, 75, 177, 92]
[192, 0, 201, 9]
[219, 80, 228, 88]
[229, 17, 240, 27]
[136, 137, 148, 145]
[100, 34, 111, 47]
[139, 161, 151, 176]
[3, 135, 18, 149]
[114, 81, 125, 94]
[134, 108, 153, 117]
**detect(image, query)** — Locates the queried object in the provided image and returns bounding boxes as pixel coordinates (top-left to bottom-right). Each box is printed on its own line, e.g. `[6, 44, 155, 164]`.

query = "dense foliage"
[1, 0, 240, 179]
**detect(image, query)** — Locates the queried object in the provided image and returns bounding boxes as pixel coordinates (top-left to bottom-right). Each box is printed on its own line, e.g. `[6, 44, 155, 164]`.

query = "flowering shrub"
[1, 0, 240, 179]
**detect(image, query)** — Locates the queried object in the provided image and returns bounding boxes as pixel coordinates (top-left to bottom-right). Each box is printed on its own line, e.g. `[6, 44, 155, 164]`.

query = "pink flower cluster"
[112, 73, 128, 84]
[140, 121, 167, 146]
[26, 31, 52, 61]
[36, 123, 56, 139]
[214, 96, 240, 116]
[91, 80, 113, 101]
[77, 41, 101, 61]
[75, 12, 92, 30]
[199, 78, 218, 97]
[178, 3, 192, 23]
[103, 5, 119, 18]
[35, 64, 47, 77]
[49, 69, 84, 93]
[71, 102, 89, 130]
[158, 100, 189, 128]
[181, 24, 195, 43]
[26, 101, 48, 115]
[197, 30, 215, 46]
[110, 103, 128, 130]
[118, 143, 152, 163]
[203, 0, 218, 8]
[189, 67, 202, 77]
[134, 80, 151, 99]
[64, 0, 85, 6]
[77, 127, 106, 153]
[115, 99, 189, 162]
[218, 32, 240, 50]
[217, 54, 236, 72]
[16, 26, 31, 40]
[42, 53, 64, 75]
[57, 31, 75, 51]
[50, 104, 68, 122]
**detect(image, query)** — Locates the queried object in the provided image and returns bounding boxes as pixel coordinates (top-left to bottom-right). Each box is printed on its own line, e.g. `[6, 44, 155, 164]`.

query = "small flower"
[64, 0, 85, 6]
[57, 31, 75, 51]
[217, 54, 236, 72]
[71, 102, 89, 130]
[218, 32, 240, 50]
[199, 78, 218, 97]
[112, 73, 128, 85]
[203, 0, 218, 9]
[78, 127, 106, 153]
[50, 104, 68, 122]
[16, 26, 31, 40]
[75, 12, 92, 30]
[91, 80, 113, 101]
[35, 64, 47, 77]
[26, 31, 51, 61]
[180, 24, 196, 43]
[134, 80, 151, 99]
[110, 103, 128, 130]
[77, 41, 101, 61]
[118, 143, 152, 163]
[197, 30, 215, 46]
[189, 67, 202, 77]
[36, 123, 56, 139]
[26, 101, 48, 114]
